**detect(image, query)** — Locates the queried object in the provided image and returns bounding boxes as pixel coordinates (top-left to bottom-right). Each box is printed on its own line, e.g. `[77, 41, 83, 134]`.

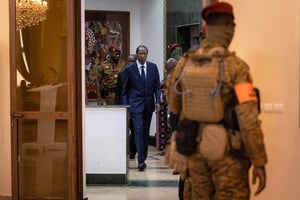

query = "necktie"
[141, 66, 146, 82]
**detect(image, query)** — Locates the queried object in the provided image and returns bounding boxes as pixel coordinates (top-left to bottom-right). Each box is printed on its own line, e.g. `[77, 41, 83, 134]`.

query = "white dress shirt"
[136, 61, 147, 77]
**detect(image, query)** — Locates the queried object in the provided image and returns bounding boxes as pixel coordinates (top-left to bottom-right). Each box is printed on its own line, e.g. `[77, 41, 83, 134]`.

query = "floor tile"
[85, 146, 180, 200]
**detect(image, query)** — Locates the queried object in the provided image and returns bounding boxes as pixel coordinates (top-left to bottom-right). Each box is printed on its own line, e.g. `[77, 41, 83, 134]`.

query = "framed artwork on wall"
[85, 10, 130, 62]
[84, 10, 130, 104]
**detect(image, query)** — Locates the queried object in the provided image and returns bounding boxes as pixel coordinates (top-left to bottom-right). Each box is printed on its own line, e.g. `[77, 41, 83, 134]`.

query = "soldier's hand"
[252, 166, 266, 196]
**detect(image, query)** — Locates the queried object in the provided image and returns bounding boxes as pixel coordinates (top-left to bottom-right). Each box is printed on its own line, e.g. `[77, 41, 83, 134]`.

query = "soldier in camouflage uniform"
[168, 43, 183, 61]
[166, 2, 267, 200]
[97, 44, 126, 104]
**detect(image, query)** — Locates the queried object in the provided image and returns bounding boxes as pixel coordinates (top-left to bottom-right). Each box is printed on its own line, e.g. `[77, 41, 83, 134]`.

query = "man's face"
[136, 47, 148, 65]
[110, 50, 120, 62]
[165, 58, 177, 74]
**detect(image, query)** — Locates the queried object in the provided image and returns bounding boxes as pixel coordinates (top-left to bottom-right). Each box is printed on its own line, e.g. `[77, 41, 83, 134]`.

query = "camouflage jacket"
[167, 41, 267, 167]
[170, 46, 183, 60]
[97, 59, 126, 90]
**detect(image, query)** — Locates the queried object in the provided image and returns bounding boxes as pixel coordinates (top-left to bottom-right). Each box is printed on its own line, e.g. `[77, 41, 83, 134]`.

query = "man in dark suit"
[122, 45, 161, 171]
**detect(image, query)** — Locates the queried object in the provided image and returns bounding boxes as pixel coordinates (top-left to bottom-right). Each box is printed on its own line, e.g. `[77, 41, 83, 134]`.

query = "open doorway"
[83, 0, 166, 188]
[176, 23, 200, 51]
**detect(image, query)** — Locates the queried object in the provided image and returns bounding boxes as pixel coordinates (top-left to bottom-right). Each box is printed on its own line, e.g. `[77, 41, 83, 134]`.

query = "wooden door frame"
[74, 0, 84, 199]
[8, 0, 18, 198]
[8, 0, 83, 199]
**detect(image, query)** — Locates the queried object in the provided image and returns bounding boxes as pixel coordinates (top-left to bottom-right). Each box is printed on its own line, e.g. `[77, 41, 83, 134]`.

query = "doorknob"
[10, 112, 24, 118]
[10, 112, 24, 128]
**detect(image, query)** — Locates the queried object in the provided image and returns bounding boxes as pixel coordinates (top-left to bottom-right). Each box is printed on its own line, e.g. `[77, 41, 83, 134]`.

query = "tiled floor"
[85, 146, 180, 200]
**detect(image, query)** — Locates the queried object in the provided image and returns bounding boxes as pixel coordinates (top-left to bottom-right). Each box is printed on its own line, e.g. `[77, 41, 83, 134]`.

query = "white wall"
[139, 0, 164, 68]
[226, 0, 300, 199]
[0, 0, 11, 196]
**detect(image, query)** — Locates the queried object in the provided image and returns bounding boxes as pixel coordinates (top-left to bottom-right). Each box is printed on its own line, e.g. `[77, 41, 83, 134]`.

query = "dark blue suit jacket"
[121, 61, 161, 113]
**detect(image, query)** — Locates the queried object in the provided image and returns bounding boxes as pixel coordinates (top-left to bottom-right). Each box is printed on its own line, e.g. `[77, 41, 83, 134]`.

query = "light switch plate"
[273, 104, 283, 113]
[263, 103, 273, 112]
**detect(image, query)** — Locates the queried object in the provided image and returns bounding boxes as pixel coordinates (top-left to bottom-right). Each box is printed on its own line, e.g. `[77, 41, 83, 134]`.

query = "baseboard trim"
[86, 174, 127, 185]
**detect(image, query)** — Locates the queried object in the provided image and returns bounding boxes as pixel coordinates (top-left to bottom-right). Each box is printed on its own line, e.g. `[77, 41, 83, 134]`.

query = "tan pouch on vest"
[197, 124, 228, 160]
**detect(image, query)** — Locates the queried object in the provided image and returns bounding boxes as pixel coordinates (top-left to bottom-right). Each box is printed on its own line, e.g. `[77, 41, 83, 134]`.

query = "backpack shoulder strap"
[173, 47, 229, 97]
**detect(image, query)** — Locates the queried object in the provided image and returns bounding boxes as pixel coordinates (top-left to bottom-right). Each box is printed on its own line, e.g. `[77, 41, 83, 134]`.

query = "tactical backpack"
[174, 47, 229, 123]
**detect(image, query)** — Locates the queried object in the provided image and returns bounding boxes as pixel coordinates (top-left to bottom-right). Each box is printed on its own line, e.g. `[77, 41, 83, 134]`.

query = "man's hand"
[252, 166, 266, 196]
[155, 103, 160, 112]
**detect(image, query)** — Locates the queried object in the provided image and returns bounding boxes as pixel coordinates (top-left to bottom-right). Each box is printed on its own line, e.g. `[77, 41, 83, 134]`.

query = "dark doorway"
[176, 24, 200, 52]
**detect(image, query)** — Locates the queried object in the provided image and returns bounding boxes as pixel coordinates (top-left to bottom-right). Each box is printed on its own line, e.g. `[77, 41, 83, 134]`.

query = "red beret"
[201, 2, 234, 21]
[109, 44, 121, 52]
[167, 43, 181, 52]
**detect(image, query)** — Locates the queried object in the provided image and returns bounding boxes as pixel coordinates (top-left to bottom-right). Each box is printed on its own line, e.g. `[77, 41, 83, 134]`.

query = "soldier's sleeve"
[88, 66, 96, 80]
[97, 64, 104, 83]
[167, 53, 188, 114]
[231, 56, 267, 167]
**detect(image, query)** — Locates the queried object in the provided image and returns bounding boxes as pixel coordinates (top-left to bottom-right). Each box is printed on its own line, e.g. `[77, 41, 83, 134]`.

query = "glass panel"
[16, 0, 68, 112]
[15, 0, 70, 199]
[18, 119, 68, 199]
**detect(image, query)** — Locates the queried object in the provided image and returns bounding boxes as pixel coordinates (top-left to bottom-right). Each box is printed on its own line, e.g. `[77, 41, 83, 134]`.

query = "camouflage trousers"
[184, 153, 251, 200]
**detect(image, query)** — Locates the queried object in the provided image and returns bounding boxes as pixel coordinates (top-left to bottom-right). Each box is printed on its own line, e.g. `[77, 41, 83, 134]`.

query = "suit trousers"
[129, 119, 136, 156]
[131, 110, 153, 164]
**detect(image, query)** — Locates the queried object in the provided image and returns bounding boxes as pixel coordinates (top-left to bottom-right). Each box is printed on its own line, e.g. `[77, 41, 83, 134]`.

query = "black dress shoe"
[172, 171, 179, 175]
[138, 162, 147, 171]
